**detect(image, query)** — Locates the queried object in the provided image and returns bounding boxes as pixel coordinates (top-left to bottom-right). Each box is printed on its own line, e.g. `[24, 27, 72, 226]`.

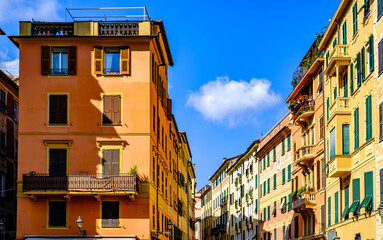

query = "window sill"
[102, 123, 123, 127]
[48, 75, 70, 78]
[101, 225, 121, 228]
[47, 123, 69, 127]
[46, 226, 68, 230]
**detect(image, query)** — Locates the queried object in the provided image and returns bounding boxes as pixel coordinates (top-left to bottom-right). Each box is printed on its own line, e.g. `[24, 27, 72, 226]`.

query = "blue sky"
[0, 0, 339, 188]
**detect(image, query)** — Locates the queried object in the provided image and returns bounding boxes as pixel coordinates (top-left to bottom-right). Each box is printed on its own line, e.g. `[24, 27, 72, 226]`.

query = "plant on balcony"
[297, 186, 307, 196]
[129, 165, 137, 175]
[307, 187, 315, 192]
[28, 171, 36, 176]
[234, 178, 238, 186]
[292, 190, 298, 198]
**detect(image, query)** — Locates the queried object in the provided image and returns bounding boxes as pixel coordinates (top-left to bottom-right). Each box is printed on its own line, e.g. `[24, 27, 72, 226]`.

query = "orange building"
[285, 34, 326, 239]
[12, 8, 195, 240]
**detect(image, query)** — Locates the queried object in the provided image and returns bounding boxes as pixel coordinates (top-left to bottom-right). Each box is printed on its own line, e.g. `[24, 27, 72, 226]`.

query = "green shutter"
[328, 196, 332, 226]
[353, 3, 358, 36]
[264, 181, 266, 196]
[282, 139, 285, 155]
[369, 35, 374, 72]
[287, 135, 291, 151]
[282, 168, 286, 184]
[354, 108, 359, 149]
[268, 205, 270, 220]
[255, 199, 258, 213]
[288, 165, 291, 181]
[334, 87, 337, 99]
[273, 174, 276, 189]
[274, 228, 277, 240]
[267, 152, 270, 167]
[352, 178, 360, 215]
[366, 95, 372, 141]
[326, 51, 329, 67]
[364, 171, 373, 210]
[288, 194, 292, 211]
[255, 174, 258, 189]
[264, 208, 266, 221]
[335, 192, 339, 224]
[361, 47, 365, 81]
[343, 21, 347, 44]
[268, 178, 270, 193]
[343, 124, 350, 154]
[327, 98, 330, 121]
[283, 226, 286, 239]
[273, 147, 276, 161]
[357, 52, 361, 86]
[350, 63, 354, 94]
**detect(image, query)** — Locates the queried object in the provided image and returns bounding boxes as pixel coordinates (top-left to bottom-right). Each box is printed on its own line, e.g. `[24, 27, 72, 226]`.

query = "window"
[287, 135, 291, 151]
[13, 100, 18, 122]
[319, 116, 324, 139]
[356, 52, 361, 87]
[273, 147, 276, 161]
[48, 201, 66, 227]
[350, 178, 360, 215]
[334, 87, 337, 100]
[379, 0, 383, 19]
[342, 124, 350, 155]
[273, 174, 276, 189]
[255, 174, 258, 189]
[0, 90, 5, 114]
[328, 196, 331, 226]
[361, 47, 366, 81]
[274, 228, 276, 240]
[48, 94, 68, 125]
[41, 46, 76, 75]
[333, 38, 337, 48]
[330, 128, 335, 159]
[326, 51, 329, 67]
[267, 152, 270, 167]
[268, 205, 270, 220]
[335, 191, 339, 224]
[326, 98, 330, 121]
[94, 47, 130, 75]
[343, 74, 348, 97]
[353, 3, 358, 36]
[366, 95, 372, 141]
[342, 21, 347, 44]
[102, 95, 121, 125]
[282, 168, 285, 184]
[380, 102, 383, 141]
[350, 63, 354, 94]
[49, 148, 67, 177]
[267, 178, 270, 193]
[165, 176, 168, 199]
[361, 171, 373, 211]
[287, 165, 291, 181]
[354, 107, 360, 149]
[102, 149, 120, 176]
[102, 201, 119, 227]
[282, 139, 285, 155]
[152, 157, 156, 184]
[364, 0, 370, 17]
[368, 35, 374, 73]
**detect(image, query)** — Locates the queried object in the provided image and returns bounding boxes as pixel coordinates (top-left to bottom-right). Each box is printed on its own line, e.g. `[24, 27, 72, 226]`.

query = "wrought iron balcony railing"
[22, 173, 138, 192]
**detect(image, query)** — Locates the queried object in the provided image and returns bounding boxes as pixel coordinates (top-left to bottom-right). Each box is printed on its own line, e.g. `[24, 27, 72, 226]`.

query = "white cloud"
[0, 58, 19, 77]
[187, 76, 281, 125]
[0, 0, 62, 22]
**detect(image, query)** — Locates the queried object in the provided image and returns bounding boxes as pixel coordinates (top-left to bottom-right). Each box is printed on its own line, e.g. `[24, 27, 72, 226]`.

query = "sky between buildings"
[0, 0, 340, 188]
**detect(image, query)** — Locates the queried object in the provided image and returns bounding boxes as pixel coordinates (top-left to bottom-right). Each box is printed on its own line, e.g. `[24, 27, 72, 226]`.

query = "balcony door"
[102, 149, 120, 176]
[49, 149, 67, 177]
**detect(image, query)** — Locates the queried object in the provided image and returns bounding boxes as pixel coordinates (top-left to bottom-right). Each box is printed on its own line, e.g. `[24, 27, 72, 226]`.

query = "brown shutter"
[103, 149, 112, 176]
[103, 95, 112, 124]
[6, 119, 14, 158]
[316, 160, 321, 190]
[167, 98, 172, 120]
[7, 93, 13, 118]
[57, 95, 68, 124]
[94, 47, 103, 75]
[49, 95, 58, 124]
[321, 205, 325, 231]
[41, 46, 51, 75]
[68, 46, 76, 75]
[111, 149, 120, 175]
[112, 95, 121, 124]
[49, 149, 66, 177]
[120, 47, 130, 75]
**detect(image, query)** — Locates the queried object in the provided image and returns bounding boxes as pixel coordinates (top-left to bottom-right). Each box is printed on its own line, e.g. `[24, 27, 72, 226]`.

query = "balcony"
[31, 22, 74, 36]
[328, 155, 351, 178]
[22, 173, 139, 195]
[289, 98, 315, 126]
[292, 192, 316, 213]
[295, 145, 315, 165]
[325, 44, 351, 76]
[328, 97, 351, 123]
[212, 224, 226, 236]
[220, 196, 228, 207]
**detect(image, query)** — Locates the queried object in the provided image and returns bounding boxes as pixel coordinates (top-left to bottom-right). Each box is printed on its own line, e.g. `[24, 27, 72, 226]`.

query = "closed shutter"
[328, 196, 331, 226]
[353, 178, 360, 201]
[288, 165, 291, 181]
[282, 168, 285, 184]
[112, 95, 121, 124]
[282, 139, 285, 155]
[102, 201, 119, 227]
[350, 63, 354, 94]
[255, 174, 257, 189]
[49, 95, 67, 125]
[94, 47, 103, 75]
[380, 169, 383, 205]
[273, 147, 276, 161]
[103, 149, 112, 176]
[120, 47, 130, 75]
[111, 149, 120, 175]
[317, 161, 321, 190]
[380, 103, 383, 140]
[365, 171, 373, 209]
[354, 108, 359, 149]
[41, 46, 51, 75]
[335, 192, 339, 224]
[379, 40, 383, 74]
[343, 21, 347, 44]
[267, 178, 270, 193]
[49, 149, 67, 177]
[326, 98, 330, 120]
[321, 205, 325, 231]
[103, 95, 112, 124]
[353, 3, 358, 35]
[361, 47, 365, 81]
[7, 93, 13, 118]
[343, 124, 350, 154]
[366, 95, 372, 141]
[357, 52, 361, 86]
[273, 174, 276, 189]
[369, 35, 374, 72]
[6, 119, 14, 158]
[49, 201, 66, 227]
[68, 46, 77, 75]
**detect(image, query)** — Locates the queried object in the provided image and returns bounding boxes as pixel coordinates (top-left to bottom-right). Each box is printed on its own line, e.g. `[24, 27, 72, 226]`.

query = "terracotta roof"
[0, 28, 5, 35]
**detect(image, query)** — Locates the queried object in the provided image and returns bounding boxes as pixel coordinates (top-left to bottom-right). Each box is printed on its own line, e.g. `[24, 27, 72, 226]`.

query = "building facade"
[286, 36, 326, 239]
[195, 190, 202, 240]
[319, 0, 376, 238]
[13, 13, 195, 240]
[200, 184, 212, 240]
[256, 114, 294, 240]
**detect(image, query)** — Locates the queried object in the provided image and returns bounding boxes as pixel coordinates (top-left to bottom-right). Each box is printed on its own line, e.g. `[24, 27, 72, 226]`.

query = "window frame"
[99, 145, 123, 176]
[47, 93, 70, 127]
[100, 200, 121, 228]
[46, 199, 68, 229]
[101, 93, 123, 126]
[45, 142, 70, 177]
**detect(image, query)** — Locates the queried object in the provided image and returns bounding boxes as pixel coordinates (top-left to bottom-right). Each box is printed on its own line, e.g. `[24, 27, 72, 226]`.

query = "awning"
[349, 200, 360, 213]
[341, 206, 349, 219]
[360, 195, 372, 209]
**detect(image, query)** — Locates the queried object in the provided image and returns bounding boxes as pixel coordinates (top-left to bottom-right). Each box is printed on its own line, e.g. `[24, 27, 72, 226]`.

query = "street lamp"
[76, 216, 86, 236]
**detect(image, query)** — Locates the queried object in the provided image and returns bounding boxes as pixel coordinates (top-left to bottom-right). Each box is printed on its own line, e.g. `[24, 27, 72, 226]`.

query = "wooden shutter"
[49, 201, 66, 227]
[343, 21, 347, 44]
[365, 171, 373, 208]
[112, 95, 121, 124]
[103, 95, 112, 124]
[102, 201, 119, 227]
[357, 52, 361, 86]
[103, 149, 112, 176]
[120, 47, 130, 75]
[369, 35, 374, 72]
[282, 168, 285, 184]
[273, 174, 276, 189]
[6, 93, 13, 118]
[328, 196, 331, 226]
[335, 192, 339, 223]
[316, 161, 321, 190]
[353, 178, 360, 201]
[379, 40, 383, 74]
[354, 108, 359, 149]
[94, 47, 103, 75]
[49, 149, 66, 177]
[41, 46, 51, 75]
[167, 98, 172, 120]
[342, 124, 350, 154]
[111, 149, 120, 175]
[380, 169, 383, 205]
[350, 63, 354, 94]
[68, 46, 77, 75]
[361, 47, 365, 81]
[288, 165, 291, 181]
[58, 95, 68, 124]
[380, 103, 383, 140]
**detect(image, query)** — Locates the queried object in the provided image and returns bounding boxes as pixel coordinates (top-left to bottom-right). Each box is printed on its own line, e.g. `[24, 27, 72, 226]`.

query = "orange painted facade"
[13, 19, 195, 240]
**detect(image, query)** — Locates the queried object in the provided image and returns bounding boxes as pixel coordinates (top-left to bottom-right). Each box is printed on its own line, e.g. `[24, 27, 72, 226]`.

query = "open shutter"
[41, 46, 51, 75]
[7, 93, 13, 118]
[103, 149, 112, 176]
[369, 35, 374, 72]
[361, 47, 365, 81]
[335, 192, 339, 224]
[365, 171, 373, 209]
[68, 46, 77, 75]
[111, 149, 120, 175]
[328, 196, 331, 226]
[350, 63, 354, 94]
[94, 47, 103, 75]
[120, 47, 130, 75]
[103, 95, 112, 124]
[112, 95, 121, 124]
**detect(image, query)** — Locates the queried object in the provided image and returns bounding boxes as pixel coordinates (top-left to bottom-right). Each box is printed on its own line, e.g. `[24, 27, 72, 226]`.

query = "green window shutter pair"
[369, 35, 374, 72]
[288, 165, 291, 181]
[282, 139, 285, 155]
[353, 3, 358, 36]
[342, 21, 347, 44]
[342, 124, 350, 155]
[273, 147, 276, 161]
[282, 168, 286, 184]
[273, 174, 277, 189]
[366, 95, 372, 141]
[361, 47, 365, 81]
[335, 192, 339, 224]
[350, 63, 354, 94]
[327, 98, 330, 121]
[287, 135, 291, 151]
[354, 108, 360, 149]
[328, 196, 332, 227]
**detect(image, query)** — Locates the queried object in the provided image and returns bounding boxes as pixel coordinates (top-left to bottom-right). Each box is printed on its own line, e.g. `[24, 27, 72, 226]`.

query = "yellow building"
[227, 141, 259, 240]
[319, 0, 376, 238]
[200, 184, 212, 240]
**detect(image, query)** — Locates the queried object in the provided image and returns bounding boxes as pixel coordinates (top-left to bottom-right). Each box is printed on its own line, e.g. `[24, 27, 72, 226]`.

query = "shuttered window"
[334, 87, 337, 100]
[380, 102, 383, 141]
[102, 149, 120, 176]
[342, 124, 350, 154]
[335, 192, 339, 224]
[320, 205, 325, 231]
[102, 201, 119, 227]
[354, 107, 360, 149]
[350, 63, 354, 94]
[287, 135, 291, 151]
[357, 52, 361, 87]
[330, 128, 336, 159]
[268, 205, 270, 220]
[326, 51, 329, 67]
[353, 3, 358, 36]
[41, 46, 76, 75]
[379, 0, 383, 18]
[362, 171, 373, 211]
[288, 165, 291, 181]
[328, 196, 331, 226]
[380, 169, 383, 206]
[379, 39, 383, 74]
[49, 149, 67, 177]
[342, 21, 347, 44]
[103, 95, 121, 125]
[351, 178, 360, 215]
[342, 186, 350, 220]
[361, 47, 366, 81]
[48, 201, 66, 227]
[273, 174, 276, 189]
[282, 168, 286, 184]
[273, 147, 276, 161]
[267, 178, 270, 193]
[282, 139, 285, 155]
[94, 47, 130, 75]
[267, 152, 270, 167]
[369, 35, 374, 72]
[255, 174, 258, 189]
[326, 98, 330, 121]
[49, 95, 68, 125]
[366, 95, 372, 141]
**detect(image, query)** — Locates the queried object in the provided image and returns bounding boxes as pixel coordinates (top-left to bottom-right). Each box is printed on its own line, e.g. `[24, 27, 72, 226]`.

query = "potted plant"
[129, 165, 137, 175]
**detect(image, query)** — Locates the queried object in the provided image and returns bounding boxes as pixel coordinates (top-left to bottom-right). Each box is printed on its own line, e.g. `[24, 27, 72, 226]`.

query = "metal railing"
[32, 22, 74, 36]
[293, 100, 315, 120]
[65, 7, 150, 21]
[293, 193, 316, 209]
[23, 173, 138, 192]
[99, 22, 139, 36]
